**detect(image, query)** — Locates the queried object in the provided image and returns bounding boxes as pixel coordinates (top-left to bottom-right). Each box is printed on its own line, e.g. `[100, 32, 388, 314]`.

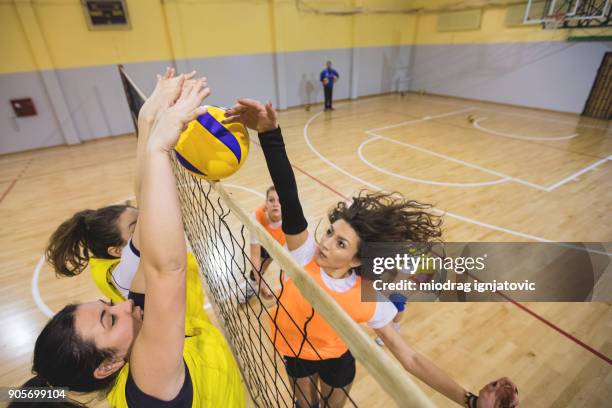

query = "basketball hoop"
[543, 12, 566, 30]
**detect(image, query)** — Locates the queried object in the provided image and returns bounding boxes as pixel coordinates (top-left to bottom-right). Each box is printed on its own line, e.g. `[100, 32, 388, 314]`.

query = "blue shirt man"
[320, 61, 339, 111]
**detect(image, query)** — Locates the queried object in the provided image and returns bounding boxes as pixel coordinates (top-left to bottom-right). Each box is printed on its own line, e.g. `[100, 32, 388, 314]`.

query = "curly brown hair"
[327, 191, 442, 275]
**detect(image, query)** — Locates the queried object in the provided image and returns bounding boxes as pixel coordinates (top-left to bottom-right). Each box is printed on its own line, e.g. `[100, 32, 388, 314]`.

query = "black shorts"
[250, 248, 272, 281]
[283, 350, 356, 388]
[260, 246, 271, 260]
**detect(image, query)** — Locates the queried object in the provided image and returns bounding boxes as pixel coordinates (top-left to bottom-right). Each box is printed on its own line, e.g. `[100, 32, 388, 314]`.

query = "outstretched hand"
[222, 99, 278, 133]
[148, 79, 210, 152]
[477, 377, 519, 408]
[139, 67, 204, 124]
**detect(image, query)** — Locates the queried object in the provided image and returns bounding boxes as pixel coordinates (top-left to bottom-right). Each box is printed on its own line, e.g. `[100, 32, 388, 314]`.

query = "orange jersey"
[254, 206, 286, 246]
[270, 248, 377, 360]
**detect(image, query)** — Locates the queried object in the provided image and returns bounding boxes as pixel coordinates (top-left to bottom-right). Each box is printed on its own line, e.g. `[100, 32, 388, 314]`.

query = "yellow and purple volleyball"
[174, 106, 249, 180]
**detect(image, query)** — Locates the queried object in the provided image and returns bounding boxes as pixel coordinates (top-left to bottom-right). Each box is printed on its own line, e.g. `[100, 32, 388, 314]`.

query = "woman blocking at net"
[223, 99, 519, 408]
[14, 79, 245, 408]
[45, 68, 204, 318]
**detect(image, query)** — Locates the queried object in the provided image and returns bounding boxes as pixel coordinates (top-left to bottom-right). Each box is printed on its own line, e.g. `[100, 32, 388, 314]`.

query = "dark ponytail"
[46, 205, 132, 277]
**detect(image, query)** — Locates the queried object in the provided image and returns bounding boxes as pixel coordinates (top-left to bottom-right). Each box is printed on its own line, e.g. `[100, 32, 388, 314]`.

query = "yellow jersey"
[91, 254, 245, 407]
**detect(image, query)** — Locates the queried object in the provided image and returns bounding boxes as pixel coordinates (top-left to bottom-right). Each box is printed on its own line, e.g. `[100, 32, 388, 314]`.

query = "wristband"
[464, 391, 478, 408]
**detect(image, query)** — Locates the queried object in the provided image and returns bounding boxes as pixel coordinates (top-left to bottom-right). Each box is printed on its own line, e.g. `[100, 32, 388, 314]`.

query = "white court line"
[418, 95, 611, 131]
[33, 248, 214, 318]
[32, 255, 54, 317]
[224, 182, 317, 224]
[366, 111, 550, 191]
[358, 135, 511, 188]
[368, 112, 609, 192]
[473, 117, 578, 141]
[303, 107, 612, 256]
[544, 155, 612, 192]
[224, 183, 265, 198]
[31, 194, 219, 317]
[367, 107, 474, 132]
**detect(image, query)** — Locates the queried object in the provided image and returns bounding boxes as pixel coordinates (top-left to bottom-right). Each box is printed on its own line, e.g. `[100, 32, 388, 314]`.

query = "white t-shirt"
[289, 233, 397, 329]
[110, 240, 140, 297]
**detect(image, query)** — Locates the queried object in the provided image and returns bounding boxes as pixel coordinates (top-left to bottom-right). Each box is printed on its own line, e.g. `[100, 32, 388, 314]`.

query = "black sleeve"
[258, 127, 308, 235]
[125, 362, 193, 408]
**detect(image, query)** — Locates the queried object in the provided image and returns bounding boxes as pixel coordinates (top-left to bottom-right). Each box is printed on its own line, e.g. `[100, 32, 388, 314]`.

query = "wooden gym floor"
[0, 93, 610, 407]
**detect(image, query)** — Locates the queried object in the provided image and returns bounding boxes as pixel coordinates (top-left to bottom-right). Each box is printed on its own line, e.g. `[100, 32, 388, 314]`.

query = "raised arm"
[376, 324, 519, 407]
[136, 68, 197, 205]
[129, 78, 210, 401]
[224, 99, 308, 250]
[129, 69, 199, 293]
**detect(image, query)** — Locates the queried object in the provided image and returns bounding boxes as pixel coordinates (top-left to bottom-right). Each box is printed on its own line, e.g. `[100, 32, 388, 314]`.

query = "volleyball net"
[117, 65, 434, 408]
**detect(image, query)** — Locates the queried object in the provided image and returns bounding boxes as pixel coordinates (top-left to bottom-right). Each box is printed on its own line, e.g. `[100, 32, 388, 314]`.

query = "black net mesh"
[171, 173, 359, 408]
